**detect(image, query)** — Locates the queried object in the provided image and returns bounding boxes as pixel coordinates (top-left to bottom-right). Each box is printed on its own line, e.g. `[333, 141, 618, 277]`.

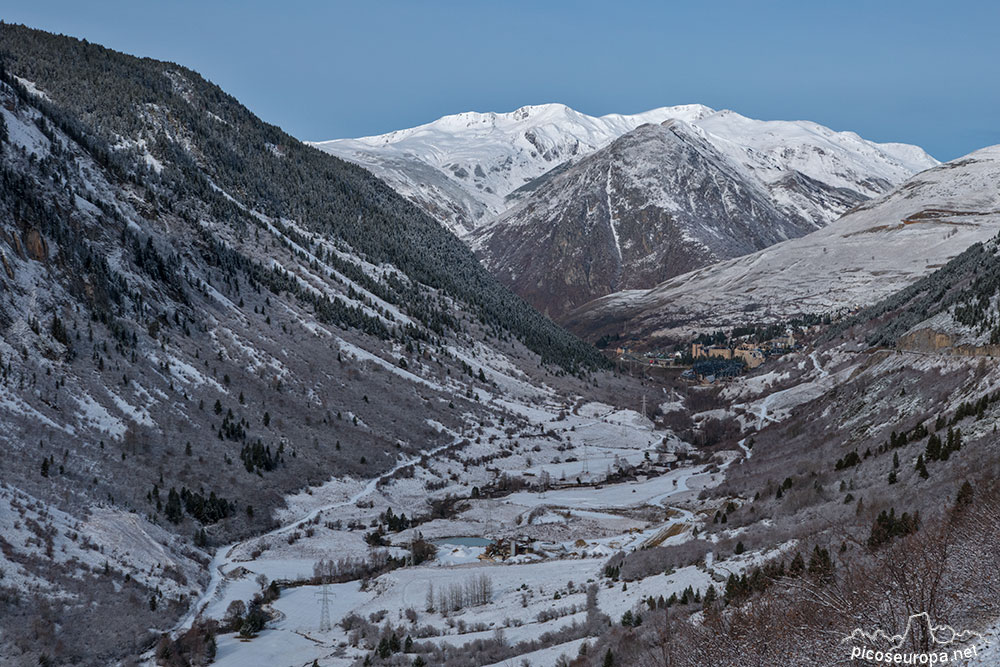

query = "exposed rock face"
[0, 251, 13, 279]
[23, 228, 47, 260]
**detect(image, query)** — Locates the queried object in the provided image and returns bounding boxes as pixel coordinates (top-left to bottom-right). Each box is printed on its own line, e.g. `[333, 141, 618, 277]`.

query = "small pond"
[431, 536, 492, 547]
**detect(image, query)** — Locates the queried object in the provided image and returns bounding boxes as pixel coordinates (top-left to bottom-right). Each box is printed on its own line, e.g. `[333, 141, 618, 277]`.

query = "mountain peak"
[312, 103, 734, 235]
[510, 102, 573, 120]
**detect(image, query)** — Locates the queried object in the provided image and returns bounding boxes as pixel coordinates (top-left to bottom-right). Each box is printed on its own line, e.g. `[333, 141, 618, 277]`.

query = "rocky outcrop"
[897, 328, 1000, 357]
[0, 251, 13, 279]
[23, 228, 47, 261]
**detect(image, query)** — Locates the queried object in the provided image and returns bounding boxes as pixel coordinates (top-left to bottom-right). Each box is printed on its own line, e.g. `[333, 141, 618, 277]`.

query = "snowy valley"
[1, 20, 1000, 667]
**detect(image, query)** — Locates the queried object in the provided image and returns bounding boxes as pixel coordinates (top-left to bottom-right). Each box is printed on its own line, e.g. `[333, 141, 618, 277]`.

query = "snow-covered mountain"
[311, 104, 937, 239]
[311, 103, 715, 236]
[564, 145, 1000, 343]
[314, 105, 937, 319]
[691, 110, 938, 222]
[472, 120, 823, 320]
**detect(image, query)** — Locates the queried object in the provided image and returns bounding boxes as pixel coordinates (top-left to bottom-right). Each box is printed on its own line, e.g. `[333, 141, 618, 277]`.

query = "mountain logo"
[842, 613, 987, 663]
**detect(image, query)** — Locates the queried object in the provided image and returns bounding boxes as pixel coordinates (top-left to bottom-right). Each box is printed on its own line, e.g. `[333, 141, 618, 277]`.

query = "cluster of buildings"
[613, 332, 798, 383]
[680, 333, 798, 382]
[690, 333, 795, 369]
[691, 342, 763, 369]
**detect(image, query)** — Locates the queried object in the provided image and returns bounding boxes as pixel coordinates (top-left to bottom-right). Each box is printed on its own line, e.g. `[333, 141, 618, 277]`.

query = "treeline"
[156, 485, 235, 525]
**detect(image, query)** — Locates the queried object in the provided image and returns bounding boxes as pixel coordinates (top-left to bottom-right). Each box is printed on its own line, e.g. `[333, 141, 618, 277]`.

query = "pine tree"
[915, 454, 929, 479]
[789, 552, 805, 576]
[926, 433, 940, 461]
[955, 480, 974, 510]
[603, 648, 615, 667]
[165, 487, 183, 524]
[808, 546, 834, 581]
[941, 428, 955, 460]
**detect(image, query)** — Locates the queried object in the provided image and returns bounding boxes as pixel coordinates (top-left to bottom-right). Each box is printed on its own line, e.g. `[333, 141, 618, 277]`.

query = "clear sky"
[5, 1, 998, 160]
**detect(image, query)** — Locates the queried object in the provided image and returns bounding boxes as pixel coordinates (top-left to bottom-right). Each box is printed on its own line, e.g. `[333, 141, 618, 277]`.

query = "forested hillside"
[0, 24, 604, 373]
[0, 23, 614, 664]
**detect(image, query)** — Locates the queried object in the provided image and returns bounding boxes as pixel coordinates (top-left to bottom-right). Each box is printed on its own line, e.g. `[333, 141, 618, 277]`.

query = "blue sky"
[5, 1, 998, 160]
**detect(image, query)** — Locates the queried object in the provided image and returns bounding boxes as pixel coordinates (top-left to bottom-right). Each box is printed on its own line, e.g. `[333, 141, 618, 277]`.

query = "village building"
[733, 343, 765, 368]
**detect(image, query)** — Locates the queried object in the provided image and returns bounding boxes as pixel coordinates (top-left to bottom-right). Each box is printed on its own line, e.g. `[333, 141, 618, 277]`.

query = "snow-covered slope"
[693, 110, 937, 221]
[565, 145, 1000, 342]
[0, 28, 606, 663]
[311, 104, 937, 239]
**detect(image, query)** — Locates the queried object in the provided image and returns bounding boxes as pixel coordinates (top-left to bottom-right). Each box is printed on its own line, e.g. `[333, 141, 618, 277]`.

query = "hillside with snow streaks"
[566, 145, 1000, 342]
[0, 26, 611, 664]
[473, 120, 820, 320]
[315, 104, 937, 320]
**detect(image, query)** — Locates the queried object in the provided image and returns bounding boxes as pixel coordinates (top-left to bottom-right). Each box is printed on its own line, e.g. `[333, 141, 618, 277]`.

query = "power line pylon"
[316, 578, 332, 632]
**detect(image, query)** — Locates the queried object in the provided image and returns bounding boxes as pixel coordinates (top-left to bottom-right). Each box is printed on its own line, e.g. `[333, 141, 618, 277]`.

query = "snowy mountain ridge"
[311, 103, 938, 237]
[564, 144, 1000, 342]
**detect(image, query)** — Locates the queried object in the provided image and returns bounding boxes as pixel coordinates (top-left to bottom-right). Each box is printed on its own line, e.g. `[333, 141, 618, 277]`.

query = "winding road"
[174, 438, 458, 633]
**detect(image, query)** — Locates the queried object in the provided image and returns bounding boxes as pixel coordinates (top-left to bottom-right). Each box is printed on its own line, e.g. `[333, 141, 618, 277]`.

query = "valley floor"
[160, 344, 1000, 666]
[163, 385, 780, 666]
